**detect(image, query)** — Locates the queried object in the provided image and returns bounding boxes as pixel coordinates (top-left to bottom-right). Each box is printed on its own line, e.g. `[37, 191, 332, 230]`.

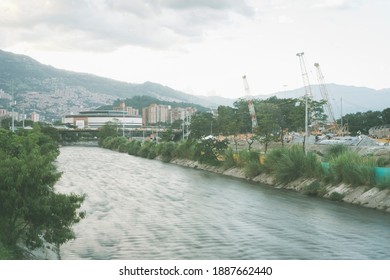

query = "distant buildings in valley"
[0, 107, 40, 123]
[62, 110, 143, 130]
[141, 103, 196, 126]
[61, 102, 197, 129]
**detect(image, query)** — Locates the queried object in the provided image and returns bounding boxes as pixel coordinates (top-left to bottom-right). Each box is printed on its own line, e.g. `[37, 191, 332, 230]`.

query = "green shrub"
[147, 148, 157, 159]
[269, 145, 321, 184]
[118, 140, 131, 153]
[302, 181, 326, 197]
[329, 191, 345, 201]
[101, 136, 114, 149]
[137, 141, 157, 159]
[377, 157, 390, 167]
[244, 161, 263, 179]
[193, 138, 228, 166]
[324, 144, 350, 161]
[128, 140, 142, 156]
[160, 142, 176, 162]
[222, 148, 237, 169]
[102, 136, 128, 151]
[326, 150, 376, 187]
[263, 147, 286, 173]
[173, 140, 196, 160]
[237, 149, 260, 168]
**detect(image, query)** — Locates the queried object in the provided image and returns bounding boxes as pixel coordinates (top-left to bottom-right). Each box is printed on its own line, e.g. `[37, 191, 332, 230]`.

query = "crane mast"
[314, 63, 349, 136]
[242, 75, 257, 132]
[296, 52, 312, 137]
[296, 52, 313, 99]
[314, 63, 337, 125]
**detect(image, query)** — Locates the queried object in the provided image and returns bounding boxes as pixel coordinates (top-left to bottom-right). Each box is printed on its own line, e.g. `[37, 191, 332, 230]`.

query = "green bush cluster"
[101, 136, 231, 166]
[264, 145, 322, 184]
[324, 145, 376, 187]
[100, 136, 389, 189]
[236, 150, 263, 178]
[329, 191, 345, 201]
[302, 181, 326, 197]
[174, 140, 197, 160]
[160, 141, 176, 162]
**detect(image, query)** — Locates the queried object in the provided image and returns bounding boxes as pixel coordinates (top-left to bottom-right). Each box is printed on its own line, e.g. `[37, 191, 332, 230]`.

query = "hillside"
[1, 49, 389, 121]
[0, 50, 218, 120]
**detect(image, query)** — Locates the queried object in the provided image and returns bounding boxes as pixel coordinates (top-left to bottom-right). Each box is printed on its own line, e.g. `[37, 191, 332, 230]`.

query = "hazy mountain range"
[0, 49, 389, 121]
[258, 84, 390, 118]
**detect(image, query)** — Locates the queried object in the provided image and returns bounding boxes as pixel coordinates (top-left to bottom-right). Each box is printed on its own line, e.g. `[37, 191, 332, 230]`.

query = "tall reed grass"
[264, 145, 321, 184]
[325, 149, 376, 187]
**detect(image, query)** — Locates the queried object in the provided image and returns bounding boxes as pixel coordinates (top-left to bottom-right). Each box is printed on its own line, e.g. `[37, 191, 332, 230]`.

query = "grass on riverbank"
[100, 137, 390, 189]
[264, 145, 322, 184]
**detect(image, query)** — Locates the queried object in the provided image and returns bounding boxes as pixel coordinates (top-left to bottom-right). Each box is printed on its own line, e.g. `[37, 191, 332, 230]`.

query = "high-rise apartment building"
[142, 104, 171, 126]
[114, 102, 140, 116]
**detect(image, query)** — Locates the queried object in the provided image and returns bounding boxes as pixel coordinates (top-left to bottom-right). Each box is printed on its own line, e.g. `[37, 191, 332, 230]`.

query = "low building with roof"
[62, 110, 142, 130]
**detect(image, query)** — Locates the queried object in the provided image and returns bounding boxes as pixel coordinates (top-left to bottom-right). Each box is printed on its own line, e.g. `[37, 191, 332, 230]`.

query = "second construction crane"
[296, 52, 312, 137]
[314, 63, 337, 125]
[314, 62, 349, 136]
[242, 75, 258, 132]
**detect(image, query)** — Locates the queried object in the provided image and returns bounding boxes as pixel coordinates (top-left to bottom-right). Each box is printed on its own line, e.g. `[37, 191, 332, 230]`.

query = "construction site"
[235, 52, 390, 163]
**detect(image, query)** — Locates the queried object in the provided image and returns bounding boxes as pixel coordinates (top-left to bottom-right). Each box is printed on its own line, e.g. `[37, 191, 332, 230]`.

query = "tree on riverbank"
[0, 128, 85, 258]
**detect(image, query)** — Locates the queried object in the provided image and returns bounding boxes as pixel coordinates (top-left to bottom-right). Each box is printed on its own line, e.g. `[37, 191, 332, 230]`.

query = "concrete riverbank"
[169, 157, 390, 213]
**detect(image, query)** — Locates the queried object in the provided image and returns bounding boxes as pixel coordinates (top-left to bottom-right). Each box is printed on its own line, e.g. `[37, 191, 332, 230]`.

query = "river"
[55, 146, 390, 260]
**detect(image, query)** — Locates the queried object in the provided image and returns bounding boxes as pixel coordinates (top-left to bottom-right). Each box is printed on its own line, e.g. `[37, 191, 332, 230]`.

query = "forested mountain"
[0, 50, 218, 120]
[99, 95, 209, 112]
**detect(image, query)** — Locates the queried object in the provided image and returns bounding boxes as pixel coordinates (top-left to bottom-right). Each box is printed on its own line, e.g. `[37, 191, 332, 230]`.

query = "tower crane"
[242, 75, 257, 132]
[314, 63, 337, 125]
[296, 52, 313, 99]
[314, 63, 348, 136]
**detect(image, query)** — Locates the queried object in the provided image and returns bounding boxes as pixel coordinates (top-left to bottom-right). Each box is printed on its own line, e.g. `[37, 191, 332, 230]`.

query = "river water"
[55, 146, 390, 260]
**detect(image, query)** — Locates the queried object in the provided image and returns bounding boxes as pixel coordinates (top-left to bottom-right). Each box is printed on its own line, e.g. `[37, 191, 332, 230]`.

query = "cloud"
[162, 0, 254, 16]
[0, 0, 255, 52]
[278, 15, 294, 24]
[312, 0, 363, 10]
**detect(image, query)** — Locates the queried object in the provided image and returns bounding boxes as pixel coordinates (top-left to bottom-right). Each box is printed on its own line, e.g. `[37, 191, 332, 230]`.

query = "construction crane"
[296, 52, 312, 137]
[296, 52, 313, 99]
[314, 63, 349, 136]
[242, 75, 258, 132]
[314, 63, 337, 125]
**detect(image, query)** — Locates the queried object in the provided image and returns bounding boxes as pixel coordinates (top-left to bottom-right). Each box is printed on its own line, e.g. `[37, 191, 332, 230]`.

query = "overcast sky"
[1, 0, 389, 99]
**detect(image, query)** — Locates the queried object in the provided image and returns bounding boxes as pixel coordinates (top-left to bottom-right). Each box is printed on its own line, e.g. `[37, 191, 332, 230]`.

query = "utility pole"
[22, 107, 25, 128]
[182, 109, 185, 140]
[11, 81, 15, 133]
[340, 97, 343, 136]
[122, 110, 125, 137]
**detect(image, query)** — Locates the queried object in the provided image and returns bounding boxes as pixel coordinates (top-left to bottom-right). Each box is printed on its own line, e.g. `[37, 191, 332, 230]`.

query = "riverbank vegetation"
[99, 130, 390, 192]
[0, 125, 85, 259]
[97, 97, 390, 210]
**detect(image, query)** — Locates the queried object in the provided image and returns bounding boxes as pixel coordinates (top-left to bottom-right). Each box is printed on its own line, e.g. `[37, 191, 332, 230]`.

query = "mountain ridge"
[258, 83, 390, 116]
[0, 49, 389, 121]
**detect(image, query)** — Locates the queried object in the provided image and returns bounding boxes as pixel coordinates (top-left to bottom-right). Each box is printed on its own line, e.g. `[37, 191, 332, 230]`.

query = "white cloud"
[278, 15, 294, 24]
[1, 0, 389, 99]
[312, 0, 362, 10]
[0, 0, 256, 51]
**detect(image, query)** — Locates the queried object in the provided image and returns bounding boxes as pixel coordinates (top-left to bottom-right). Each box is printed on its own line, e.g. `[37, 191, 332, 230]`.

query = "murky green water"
[56, 146, 390, 259]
